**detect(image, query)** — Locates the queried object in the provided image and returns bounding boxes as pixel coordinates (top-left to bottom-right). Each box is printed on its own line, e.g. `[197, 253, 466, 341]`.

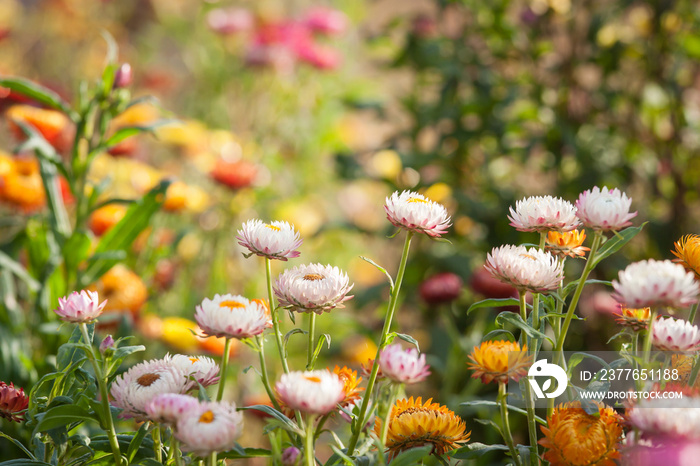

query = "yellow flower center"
[199, 410, 215, 423]
[136, 373, 160, 387]
[265, 224, 281, 231]
[303, 273, 325, 281]
[220, 300, 245, 309]
[519, 253, 537, 260]
[407, 197, 428, 204]
[188, 357, 200, 364]
[305, 376, 322, 383]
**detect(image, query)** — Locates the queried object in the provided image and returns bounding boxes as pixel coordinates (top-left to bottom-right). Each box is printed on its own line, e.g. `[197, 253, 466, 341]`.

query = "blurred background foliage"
[1, 0, 700, 463]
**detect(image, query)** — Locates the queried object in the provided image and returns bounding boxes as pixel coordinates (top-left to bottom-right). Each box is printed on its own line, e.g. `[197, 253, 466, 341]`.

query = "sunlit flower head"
[468, 340, 531, 384]
[0, 381, 29, 423]
[575, 186, 637, 231]
[374, 397, 470, 459]
[540, 401, 623, 466]
[615, 306, 651, 332]
[274, 263, 353, 314]
[110, 358, 189, 420]
[672, 235, 700, 279]
[508, 195, 580, 233]
[87, 264, 148, 319]
[236, 219, 302, 261]
[175, 400, 243, 457]
[627, 396, 700, 439]
[484, 245, 564, 293]
[652, 317, 700, 352]
[54, 290, 107, 324]
[378, 343, 431, 385]
[166, 354, 220, 389]
[546, 230, 590, 259]
[275, 370, 345, 415]
[332, 365, 364, 407]
[195, 294, 272, 340]
[612, 259, 700, 309]
[144, 393, 199, 426]
[384, 191, 451, 238]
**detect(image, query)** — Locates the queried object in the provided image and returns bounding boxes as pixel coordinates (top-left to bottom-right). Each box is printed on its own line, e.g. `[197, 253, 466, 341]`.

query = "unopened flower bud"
[419, 272, 463, 305]
[281, 446, 301, 465]
[114, 63, 133, 89]
[100, 335, 115, 356]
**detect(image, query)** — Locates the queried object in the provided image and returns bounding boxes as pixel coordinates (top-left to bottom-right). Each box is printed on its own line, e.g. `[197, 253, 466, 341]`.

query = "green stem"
[642, 309, 658, 365]
[79, 324, 122, 466]
[171, 436, 184, 466]
[305, 415, 316, 466]
[153, 426, 162, 463]
[216, 338, 232, 401]
[689, 303, 699, 324]
[379, 385, 398, 446]
[688, 355, 700, 387]
[255, 335, 281, 411]
[516, 299, 540, 466]
[209, 451, 217, 466]
[498, 383, 522, 466]
[554, 231, 603, 353]
[266, 258, 290, 374]
[307, 312, 316, 370]
[346, 231, 414, 454]
[530, 232, 547, 332]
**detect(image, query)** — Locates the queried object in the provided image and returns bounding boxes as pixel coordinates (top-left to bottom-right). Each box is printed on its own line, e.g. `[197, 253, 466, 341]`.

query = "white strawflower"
[110, 358, 190, 420]
[275, 370, 345, 415]
[627, 397, 700, 439]
[144, 393, 199, 426]
[384, 191, 451, 238]
[166, 354, 220, 389]
[378, 343, 431, 384]
[484, 245, 564, 293]
[274, 263, 353, 314]
[508, 195, 580, 233]
[54, 290, 107, 323]
[652, 317, 700, 352]
[612, 260, 700, 309]
[195, 294, 271, 339]
[575, 186, 637, 231]
[175, 400, 243, 457]
[236, 219, 302, 261]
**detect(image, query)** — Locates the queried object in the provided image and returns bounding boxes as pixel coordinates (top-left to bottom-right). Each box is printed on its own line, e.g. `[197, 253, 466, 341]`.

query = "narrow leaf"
[0, 76, 73, 116]
[467, 298, 521, 315]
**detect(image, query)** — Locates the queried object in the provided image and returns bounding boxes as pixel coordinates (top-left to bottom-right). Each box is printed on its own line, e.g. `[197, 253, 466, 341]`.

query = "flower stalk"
[267, 258, 290, 374]
[498, 382, 522, 466]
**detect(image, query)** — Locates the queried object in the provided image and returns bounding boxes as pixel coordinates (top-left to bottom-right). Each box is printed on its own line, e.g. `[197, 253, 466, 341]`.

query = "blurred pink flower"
[420, 272, 463, 305]
[612, 259, 699, 309]
[379, 343, 431, 384]
[195, 294, 272, 340]
[207, 8, 254, 35]
[175, 401, 243, 457]
[54, 290, 107, 323]
[0, 381, 29, 423]
[145, 393, 198, 426]
[303, 7, 348, 35]
[576, 186, 637, 231]
[652, 317, 700, 351]
[275, 370, 345, 415]
[485, 245, 563, 294]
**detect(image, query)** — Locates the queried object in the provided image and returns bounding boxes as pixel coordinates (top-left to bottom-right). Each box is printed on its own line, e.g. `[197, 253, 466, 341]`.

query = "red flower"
[0, 381, 29, 422]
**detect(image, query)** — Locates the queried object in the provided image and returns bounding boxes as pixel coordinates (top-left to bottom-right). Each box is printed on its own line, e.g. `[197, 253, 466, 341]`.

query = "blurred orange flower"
[211, 158, 257, 190]
[88, 204, 128, 236]
[332, 365, 363, 407]
[468, 340, 531, 384]
[614, 306, 650, 332]
[6, 104, 72, 151]
[546, 230, 590, 259]
[87, 264, 147, 319]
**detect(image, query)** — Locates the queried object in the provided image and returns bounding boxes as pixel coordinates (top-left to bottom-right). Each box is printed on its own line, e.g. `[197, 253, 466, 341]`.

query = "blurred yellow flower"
[87, 264, 148, 319]
[341, 335, 378, 366]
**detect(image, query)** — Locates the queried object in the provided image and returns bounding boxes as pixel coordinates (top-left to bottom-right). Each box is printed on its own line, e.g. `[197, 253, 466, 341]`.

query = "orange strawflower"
[163, 181, 189, 212]
[89, 204, 128, 236]
[539, 401, 623, 466]
[672, 234, 700, 279]
[6, 104, 71, 150]
[670, 354, 700, 391]
[331, 365, 364, 407]
[546, 230, 590, 259]
[87, 264, 147, 319]
[467, 340, 532, 384]
[1, 156, 45, 211]
[374, 397, 470, 459]
[614, 306, 651, 332]
[210, 158, 257, 190]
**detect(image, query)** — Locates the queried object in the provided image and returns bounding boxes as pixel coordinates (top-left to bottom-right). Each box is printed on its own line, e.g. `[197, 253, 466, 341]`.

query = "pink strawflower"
[0, 381, 29, 423]
[54, 290, 107, 323]
[508, 195, 580, 232]
[144, 393, 199, 426]
[303, 7, 348, 35]
[110, 358, 189, 420]
[378, 343, 431, 384]
[206, 7, 254, 35]
[575, 186, 638, 231]
[627, 396, 700, 439]
[384, 190, 451, 238]
[175, 400, 243, 457]
[652, 317, 700, 352]
[195, 294, 272, 340]
[166, 354, 220, 389]
[484, 245, 564, 293]
[612, 260, 699, 309]
[274, 263, 353, 314]
[237, 219, 302, 261]
[275, 370, 345, 415]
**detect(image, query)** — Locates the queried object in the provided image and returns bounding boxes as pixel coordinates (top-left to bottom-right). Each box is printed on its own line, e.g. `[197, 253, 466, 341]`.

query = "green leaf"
[78, 180, 170, 287]
[590, 224, 646, 269]
[0, 250, 40, 291]
[0, 461, 54, 466]
[102, 120, 177, 151]
[127, 423, 152, 463]
[389, 445, 433, 466]
[239, 405, 302, 435]
[561, 279, 612, 299]
[0, 76, 74, 117]
[467, 298, 521, 315]
[34, 404, 97, 432]
[495, 312, 552, 345]
[0, 432, 36, 460]
[394, 332, 420, 352]
[481, 329, 515, 342]
[359, 255, 394, 289]
[450, 442, 510, 460]
[62, 232, 92, 276]
[219, 447, 272, 459]
[283, 328, 306, 358]
[459, 401, 546, 424]
[308, 333, 331, 369]
[112, 344, 146, 361]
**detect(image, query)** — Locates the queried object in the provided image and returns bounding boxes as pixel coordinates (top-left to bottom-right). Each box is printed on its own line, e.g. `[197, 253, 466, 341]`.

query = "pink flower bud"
[114, 63, 132, 89]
